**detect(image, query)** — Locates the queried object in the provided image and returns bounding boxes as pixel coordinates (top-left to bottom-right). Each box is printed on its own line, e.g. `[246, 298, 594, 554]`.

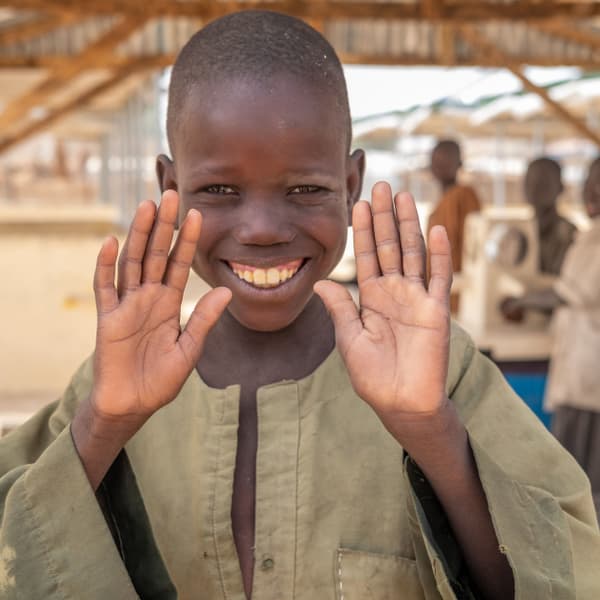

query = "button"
[261, 557, 275, 570]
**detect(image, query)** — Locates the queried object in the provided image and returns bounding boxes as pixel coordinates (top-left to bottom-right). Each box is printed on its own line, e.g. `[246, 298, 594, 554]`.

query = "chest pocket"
[335, 548, 425, 600]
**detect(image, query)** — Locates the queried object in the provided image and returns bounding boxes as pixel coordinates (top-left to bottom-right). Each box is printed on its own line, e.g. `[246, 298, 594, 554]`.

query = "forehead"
[173, 74, 346, 163]
[526, 163, 558, 182]
[431, 146, 458, 163]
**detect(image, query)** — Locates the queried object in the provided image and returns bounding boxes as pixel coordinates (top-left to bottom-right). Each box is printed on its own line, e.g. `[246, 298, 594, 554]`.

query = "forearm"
[71, 397, 146, 491]
[392, 402, 514, 600]
[519, 288, 563, 313]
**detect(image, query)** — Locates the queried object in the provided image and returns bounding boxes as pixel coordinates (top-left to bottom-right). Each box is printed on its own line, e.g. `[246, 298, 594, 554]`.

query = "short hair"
[526, 157, 562, 182]
[166, 11, 351, 155]
[432, 139, 461, 162]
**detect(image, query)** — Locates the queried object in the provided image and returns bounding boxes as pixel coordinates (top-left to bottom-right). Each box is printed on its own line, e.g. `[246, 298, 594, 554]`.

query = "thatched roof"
[1, 1, 599, 152]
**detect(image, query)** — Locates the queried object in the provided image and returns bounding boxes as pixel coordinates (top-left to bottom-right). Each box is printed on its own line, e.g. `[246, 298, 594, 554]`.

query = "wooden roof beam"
[532, 21, 600, 54]
[4, 0, 600, 21]
[458, 25, 600, 147]
[2, 52, 600, 70]
[0, 56, 157, 154]
[0, 15, 147, 130]
[0, 13, 80, 47]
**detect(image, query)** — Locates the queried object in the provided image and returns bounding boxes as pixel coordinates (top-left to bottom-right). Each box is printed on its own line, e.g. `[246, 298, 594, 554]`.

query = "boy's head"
[583, 156, 600, 218]
[157, 11, 364, 332]
[524, 157, 563, 217]
[430, 139, 462, 188]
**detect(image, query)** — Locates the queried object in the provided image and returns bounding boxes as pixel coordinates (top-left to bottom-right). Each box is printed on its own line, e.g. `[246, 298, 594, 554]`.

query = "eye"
[202, 184, 237, 195]
[288, 185, 321, 195]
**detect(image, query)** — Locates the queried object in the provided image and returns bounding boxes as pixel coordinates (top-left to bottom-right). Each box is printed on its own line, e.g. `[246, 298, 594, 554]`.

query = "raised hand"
[91, 190, 231, 421]
[72, 190, 231, 488]
[314, 182, 453, 445]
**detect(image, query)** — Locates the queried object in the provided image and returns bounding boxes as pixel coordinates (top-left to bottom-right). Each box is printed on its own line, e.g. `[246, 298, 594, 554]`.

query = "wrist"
[384, 398, 469, 468]
[71, 397, 147, 490]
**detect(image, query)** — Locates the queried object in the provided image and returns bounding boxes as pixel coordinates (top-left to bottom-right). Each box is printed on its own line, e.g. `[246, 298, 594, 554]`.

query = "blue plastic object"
[504, 372, 552, 429]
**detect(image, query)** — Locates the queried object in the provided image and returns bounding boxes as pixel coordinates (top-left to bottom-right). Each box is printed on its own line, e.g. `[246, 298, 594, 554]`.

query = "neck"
[536, 206, 560, 233]
[441, 179, 457, 193]
[198, 294, 336, 389]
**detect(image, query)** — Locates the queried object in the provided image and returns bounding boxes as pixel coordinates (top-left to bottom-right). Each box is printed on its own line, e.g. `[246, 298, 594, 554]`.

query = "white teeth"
[232, 264, 300, 287]
[266, 268, 279, 285]
[253, 269, 266, 285]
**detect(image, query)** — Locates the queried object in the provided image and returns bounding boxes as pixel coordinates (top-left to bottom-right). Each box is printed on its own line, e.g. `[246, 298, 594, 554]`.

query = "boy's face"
[160, 75, 364, 332]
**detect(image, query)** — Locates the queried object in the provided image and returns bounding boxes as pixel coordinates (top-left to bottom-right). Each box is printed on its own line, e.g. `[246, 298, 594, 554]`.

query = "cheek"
[314, 213, 348, 263]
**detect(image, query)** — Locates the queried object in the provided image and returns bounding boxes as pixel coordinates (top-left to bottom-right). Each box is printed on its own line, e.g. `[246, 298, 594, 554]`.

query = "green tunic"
[1, 324, 599, 599]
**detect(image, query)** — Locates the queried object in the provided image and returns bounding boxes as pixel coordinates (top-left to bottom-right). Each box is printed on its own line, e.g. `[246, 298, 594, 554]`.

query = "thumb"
[178, 286, 232, 365]
[314, 280, 362, 355]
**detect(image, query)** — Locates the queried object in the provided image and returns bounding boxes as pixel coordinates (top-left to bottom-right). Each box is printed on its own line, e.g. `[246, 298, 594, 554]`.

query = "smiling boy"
[1, 11, 599, 600]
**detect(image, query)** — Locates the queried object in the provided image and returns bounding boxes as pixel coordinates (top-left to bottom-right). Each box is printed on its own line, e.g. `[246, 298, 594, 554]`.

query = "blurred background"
[1, 1, 599, 433]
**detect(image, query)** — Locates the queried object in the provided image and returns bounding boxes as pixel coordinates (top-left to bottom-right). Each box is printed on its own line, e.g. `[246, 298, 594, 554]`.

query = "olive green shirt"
[1, 324, 599, 599]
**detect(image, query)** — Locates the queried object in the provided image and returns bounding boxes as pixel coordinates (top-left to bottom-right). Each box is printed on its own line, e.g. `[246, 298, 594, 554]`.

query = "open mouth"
[226, 258, 306, 289]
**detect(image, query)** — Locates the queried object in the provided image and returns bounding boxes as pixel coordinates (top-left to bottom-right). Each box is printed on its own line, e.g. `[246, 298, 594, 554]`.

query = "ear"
[156, 154, 177, 193]
[346, 149, 366, 225]
[156, 154, 182, 227]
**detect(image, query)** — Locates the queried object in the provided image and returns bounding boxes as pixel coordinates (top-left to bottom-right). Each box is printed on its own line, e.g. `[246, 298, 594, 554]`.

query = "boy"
[1, 11, 599, 600]
[523, 157, 576, 275]
[502, 157, 600, 516]
[427, 139, 481, 312]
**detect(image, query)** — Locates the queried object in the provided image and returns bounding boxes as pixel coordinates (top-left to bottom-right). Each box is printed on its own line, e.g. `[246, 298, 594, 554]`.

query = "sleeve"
[404, 324, 600, 600]
[0, 358, 173, 599]
[553, 235, 600, 309]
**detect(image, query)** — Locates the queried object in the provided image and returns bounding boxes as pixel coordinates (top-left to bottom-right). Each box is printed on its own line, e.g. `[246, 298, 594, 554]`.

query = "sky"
[343, 65, 582, 118]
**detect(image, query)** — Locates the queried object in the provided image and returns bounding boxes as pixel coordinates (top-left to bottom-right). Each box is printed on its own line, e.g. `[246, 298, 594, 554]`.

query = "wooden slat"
[0, 16, 146, 131]
[4, 0, 600, 21]
[458, 25, 600, 147]
[0, 56, 157, 154]
[437, 23, 455, 65]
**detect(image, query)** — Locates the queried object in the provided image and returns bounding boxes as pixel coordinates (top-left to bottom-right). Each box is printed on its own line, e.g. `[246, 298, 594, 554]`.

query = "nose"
[233, 198, 295, 246]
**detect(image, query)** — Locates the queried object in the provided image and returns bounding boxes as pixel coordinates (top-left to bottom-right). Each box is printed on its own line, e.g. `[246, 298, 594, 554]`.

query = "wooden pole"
[5, 0, 600, 21]
[458, 25, 600, 147]
[0, 57, 157, 154]
[0, 13, 80, 47]
[533, 21, 600, 54]
[0, 16, 147, 131]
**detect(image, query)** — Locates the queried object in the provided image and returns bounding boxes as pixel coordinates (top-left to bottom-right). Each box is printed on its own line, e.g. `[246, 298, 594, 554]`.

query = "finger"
[178, 287, 232, 365]
[371, 182, 402, 275]
[428, 225, 453, 304]
[142, 189, 179, 284]
[164, 208, 202, 293]
[352, 201, 380, 285]
[314, 280, 362, 357]
[394, 192, 426, 285]
[94, 237, 119, 314]
[117, 200, 157, 296]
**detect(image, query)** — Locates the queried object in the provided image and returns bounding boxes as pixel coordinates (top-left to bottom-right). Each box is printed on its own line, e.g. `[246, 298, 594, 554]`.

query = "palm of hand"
[315, 183, 452, 427]
[91, 191, 231, 421]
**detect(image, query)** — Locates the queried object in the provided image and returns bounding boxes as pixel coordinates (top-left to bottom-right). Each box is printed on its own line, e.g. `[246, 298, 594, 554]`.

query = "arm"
[0, 191, 230, 599]
[501, 288, 564, 321]
[316, 182, 513, 600]
[71, 190, 231, 489]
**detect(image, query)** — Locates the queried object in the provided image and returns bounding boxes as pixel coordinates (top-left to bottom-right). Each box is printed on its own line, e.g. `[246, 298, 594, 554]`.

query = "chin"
[227, 303, 306, 333]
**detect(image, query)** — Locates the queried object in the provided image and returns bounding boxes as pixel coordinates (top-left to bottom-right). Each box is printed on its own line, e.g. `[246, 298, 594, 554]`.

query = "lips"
[227, 258, 304, 288]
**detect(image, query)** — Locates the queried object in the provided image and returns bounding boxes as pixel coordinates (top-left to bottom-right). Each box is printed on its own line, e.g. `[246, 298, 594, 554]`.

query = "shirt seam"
[22, 468, 66, 600]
